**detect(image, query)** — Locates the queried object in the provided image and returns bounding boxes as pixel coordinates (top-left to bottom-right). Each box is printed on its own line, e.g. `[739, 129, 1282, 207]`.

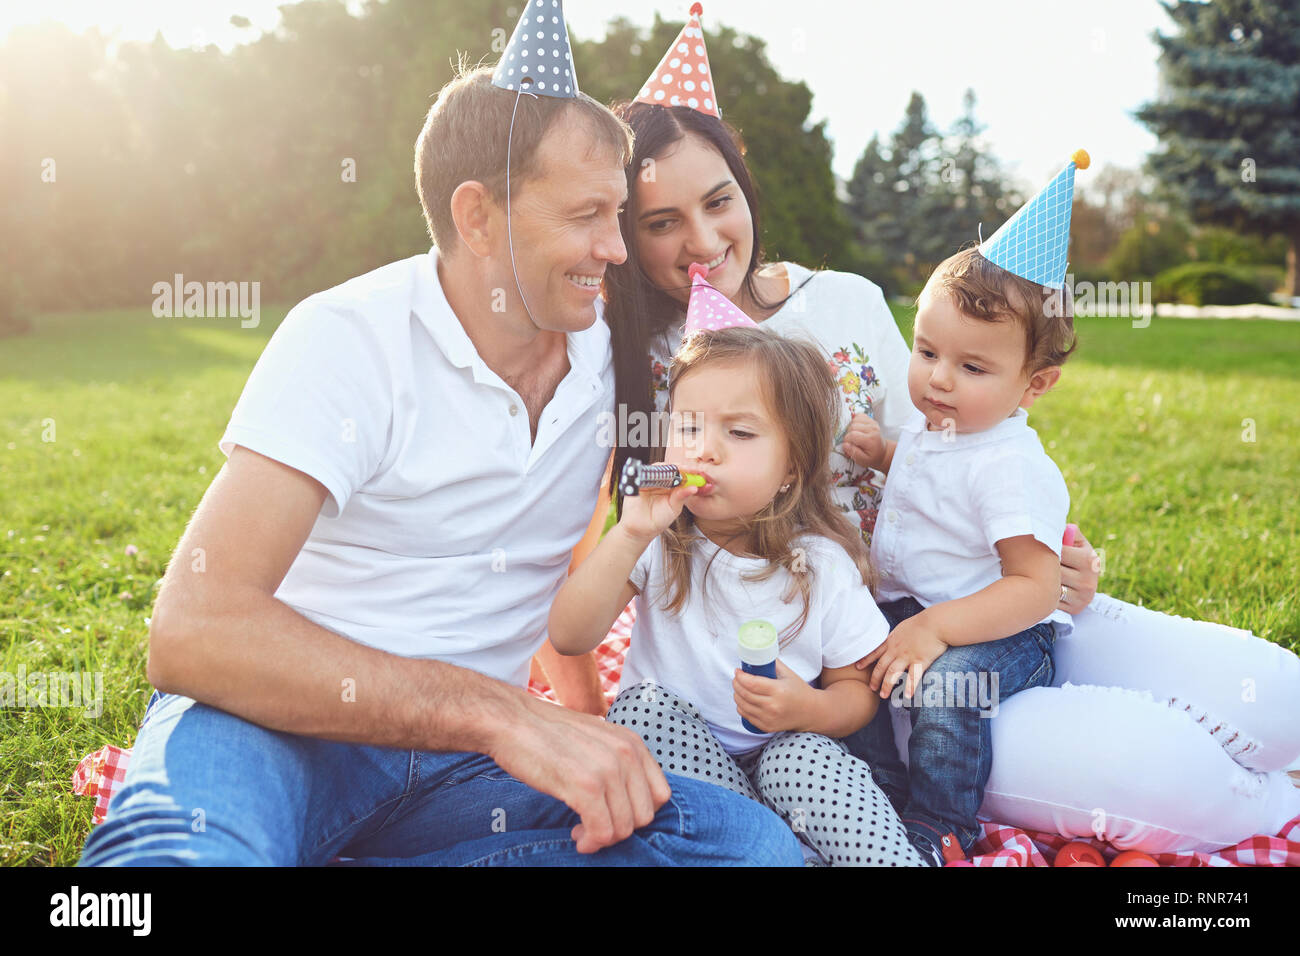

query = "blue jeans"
[843, 597, 1055, 855]
[79, 691, 804, 866]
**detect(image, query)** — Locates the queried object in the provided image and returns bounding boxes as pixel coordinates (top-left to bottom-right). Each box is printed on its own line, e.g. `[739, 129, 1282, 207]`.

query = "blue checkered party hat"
[492, 0, 579, 97]
[980, 149, 1090, 290]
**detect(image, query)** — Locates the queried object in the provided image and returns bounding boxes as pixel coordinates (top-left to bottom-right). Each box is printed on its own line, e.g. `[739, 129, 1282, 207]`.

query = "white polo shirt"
[870, 407, 1073, 637]
[219, 248, 614, 687]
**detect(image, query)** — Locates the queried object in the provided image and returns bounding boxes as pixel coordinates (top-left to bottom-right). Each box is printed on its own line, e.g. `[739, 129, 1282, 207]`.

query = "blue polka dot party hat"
[492, 0, 579, 97]
[634, 3, 720, 117]
[979, 149, 1090, 290]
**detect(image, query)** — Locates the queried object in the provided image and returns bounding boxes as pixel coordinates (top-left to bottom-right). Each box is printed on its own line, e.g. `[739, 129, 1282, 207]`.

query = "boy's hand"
[617, 485, 698, 543]
[857, 613, 948, 700]
[840, 413, 886, 470]
[732, 659, 816, 733]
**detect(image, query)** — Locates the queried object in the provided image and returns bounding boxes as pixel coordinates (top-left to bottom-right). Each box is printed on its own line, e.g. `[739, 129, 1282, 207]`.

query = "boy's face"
[908, 288, 1056, 434]
[663, 359, 794, 539]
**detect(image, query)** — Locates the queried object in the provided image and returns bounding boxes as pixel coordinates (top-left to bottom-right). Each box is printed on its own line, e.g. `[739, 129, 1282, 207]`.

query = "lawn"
[1, 303, 1297, 865]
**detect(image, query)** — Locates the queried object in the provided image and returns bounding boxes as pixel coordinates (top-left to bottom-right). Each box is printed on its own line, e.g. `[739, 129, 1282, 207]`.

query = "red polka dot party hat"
[634, 3, 720, 117]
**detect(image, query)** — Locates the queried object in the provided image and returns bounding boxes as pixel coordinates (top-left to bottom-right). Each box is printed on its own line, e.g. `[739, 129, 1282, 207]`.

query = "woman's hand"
[732, 659, 818, 733]
[617, 484, 698, 543]
[839, 413, 886, 471]
[857, 613, 948, 700]
[1060, 526, 1100, 615]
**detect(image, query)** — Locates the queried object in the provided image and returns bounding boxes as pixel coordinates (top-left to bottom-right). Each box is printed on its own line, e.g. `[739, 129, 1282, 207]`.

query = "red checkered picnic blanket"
[73, 601, 1300, 865]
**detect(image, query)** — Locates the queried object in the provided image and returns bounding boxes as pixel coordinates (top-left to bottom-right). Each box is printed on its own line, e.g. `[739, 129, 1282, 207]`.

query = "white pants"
[885, 592, 1300, 853]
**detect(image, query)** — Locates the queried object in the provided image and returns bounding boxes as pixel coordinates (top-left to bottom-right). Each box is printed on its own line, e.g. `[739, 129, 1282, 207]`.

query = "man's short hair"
[923, 246, 1078, 372]
[415, 63, 634, 251]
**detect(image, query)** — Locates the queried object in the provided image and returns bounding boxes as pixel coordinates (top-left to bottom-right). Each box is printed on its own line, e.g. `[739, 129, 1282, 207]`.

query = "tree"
[1136, 0, 1300, 297]
[843, 90, 1019, 294]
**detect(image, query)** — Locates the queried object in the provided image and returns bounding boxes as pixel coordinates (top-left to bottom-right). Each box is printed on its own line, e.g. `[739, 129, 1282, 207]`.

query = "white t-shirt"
[219, 248, 614, 687]
[621, 534, 890, 754]
[870, 407, 1073, 637]
[647, 263, 913, 547]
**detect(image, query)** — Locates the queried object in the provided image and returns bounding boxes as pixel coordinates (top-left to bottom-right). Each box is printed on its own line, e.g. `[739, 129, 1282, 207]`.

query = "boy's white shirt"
[870, 406, 1074, 637]
[621, 534, 890, 754]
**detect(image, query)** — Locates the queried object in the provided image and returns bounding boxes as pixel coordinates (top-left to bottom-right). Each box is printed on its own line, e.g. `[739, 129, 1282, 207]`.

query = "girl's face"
[631, 133, 755, 308]
[664, 359, 794, 543]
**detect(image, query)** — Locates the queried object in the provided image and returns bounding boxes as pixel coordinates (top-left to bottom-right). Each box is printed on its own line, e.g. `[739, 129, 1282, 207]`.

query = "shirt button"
[508, 404, 519, 416]
[906, 453, 916, 466]
[888, 510, 899, 523]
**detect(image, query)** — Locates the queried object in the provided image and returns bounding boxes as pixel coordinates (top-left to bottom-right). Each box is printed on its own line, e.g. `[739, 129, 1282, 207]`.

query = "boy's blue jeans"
[80, 690, 803, 866]
[843, 597, 1056, 856]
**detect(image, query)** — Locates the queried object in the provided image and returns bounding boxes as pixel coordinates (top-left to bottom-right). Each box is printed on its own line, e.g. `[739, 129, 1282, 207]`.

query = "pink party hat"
[633, 3, 720, 117]
[683, 262, 758, 337]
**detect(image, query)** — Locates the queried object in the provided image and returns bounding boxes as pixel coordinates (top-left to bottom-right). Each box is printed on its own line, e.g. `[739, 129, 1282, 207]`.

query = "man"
[79, 66, 801, 866]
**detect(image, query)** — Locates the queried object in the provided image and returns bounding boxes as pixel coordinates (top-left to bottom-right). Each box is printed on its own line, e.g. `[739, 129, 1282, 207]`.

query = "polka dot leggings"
[607, 681, 924, 866]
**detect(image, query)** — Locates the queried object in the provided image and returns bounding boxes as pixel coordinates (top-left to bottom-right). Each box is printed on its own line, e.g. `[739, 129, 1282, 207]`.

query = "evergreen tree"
[843, 90, 1018, 294]
[1136, 0, 1300, 296]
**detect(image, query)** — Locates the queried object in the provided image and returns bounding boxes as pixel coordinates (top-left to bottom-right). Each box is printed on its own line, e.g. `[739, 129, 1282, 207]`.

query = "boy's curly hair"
[923, 246, 1078, 372]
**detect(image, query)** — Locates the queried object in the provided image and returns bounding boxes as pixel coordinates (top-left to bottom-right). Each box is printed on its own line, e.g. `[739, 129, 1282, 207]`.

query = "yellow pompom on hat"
[979, 149, 1091, 290]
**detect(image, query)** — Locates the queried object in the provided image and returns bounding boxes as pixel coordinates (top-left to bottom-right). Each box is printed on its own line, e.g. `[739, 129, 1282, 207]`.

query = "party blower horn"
[618, 459, 707, 497]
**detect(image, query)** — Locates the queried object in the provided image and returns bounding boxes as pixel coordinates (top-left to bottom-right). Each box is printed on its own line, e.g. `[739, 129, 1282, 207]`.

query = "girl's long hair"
[605, 103, 807, 500]
[656, 327, 875, 646]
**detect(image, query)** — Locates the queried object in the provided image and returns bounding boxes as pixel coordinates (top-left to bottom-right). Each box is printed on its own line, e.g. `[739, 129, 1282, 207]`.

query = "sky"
[0, 0, 1170, 190]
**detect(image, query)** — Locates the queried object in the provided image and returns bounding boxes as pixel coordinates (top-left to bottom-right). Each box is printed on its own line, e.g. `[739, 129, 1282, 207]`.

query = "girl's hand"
[857, 614, 948, 700]
[840, 413, 885, 470]
[1060, 526, 1100, 615]
[732, 659, 816, 734]
[618, 484, 699, 543]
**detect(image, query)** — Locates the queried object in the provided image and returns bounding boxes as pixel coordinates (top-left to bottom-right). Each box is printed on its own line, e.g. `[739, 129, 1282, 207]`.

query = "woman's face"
[631, 132, 754, 307]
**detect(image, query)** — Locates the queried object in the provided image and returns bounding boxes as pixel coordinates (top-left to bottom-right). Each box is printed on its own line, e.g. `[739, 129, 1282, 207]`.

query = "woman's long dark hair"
[604, 103, 788, 502]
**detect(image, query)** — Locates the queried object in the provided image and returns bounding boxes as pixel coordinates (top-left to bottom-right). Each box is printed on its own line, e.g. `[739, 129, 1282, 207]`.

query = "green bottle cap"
[737, 619, 778, 666]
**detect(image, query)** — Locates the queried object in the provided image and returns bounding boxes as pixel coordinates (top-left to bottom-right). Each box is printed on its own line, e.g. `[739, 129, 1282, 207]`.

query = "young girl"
[549, 324, 923, 866]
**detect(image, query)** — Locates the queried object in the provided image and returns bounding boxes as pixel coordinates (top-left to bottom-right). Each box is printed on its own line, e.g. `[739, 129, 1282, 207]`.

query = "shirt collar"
[414, 247, 610, 384]
[903, 405, 1031, 450]
[413, 247, 478, 371]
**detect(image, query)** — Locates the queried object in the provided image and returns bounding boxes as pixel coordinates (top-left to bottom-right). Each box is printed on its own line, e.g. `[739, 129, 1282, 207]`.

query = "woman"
[594, 91, 1300, 853]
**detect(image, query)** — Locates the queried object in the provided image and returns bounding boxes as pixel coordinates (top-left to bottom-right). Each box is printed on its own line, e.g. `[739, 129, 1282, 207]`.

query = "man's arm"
[147, 445, 670, 852]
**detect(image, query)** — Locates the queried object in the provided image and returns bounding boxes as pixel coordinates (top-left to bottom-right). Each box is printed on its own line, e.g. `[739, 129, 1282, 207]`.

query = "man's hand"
[732, 659, 818, 734]
[840, 413, 887, 471]
[489, 697, 671, 854]
[857, 613, 948, 700]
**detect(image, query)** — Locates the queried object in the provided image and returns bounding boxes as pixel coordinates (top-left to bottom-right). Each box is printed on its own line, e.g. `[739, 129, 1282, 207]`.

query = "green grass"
[1, 304, 1297, 865]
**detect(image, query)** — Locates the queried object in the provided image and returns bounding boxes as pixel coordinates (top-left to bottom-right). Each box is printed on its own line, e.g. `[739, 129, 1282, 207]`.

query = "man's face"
[499, 112, 628, 333]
